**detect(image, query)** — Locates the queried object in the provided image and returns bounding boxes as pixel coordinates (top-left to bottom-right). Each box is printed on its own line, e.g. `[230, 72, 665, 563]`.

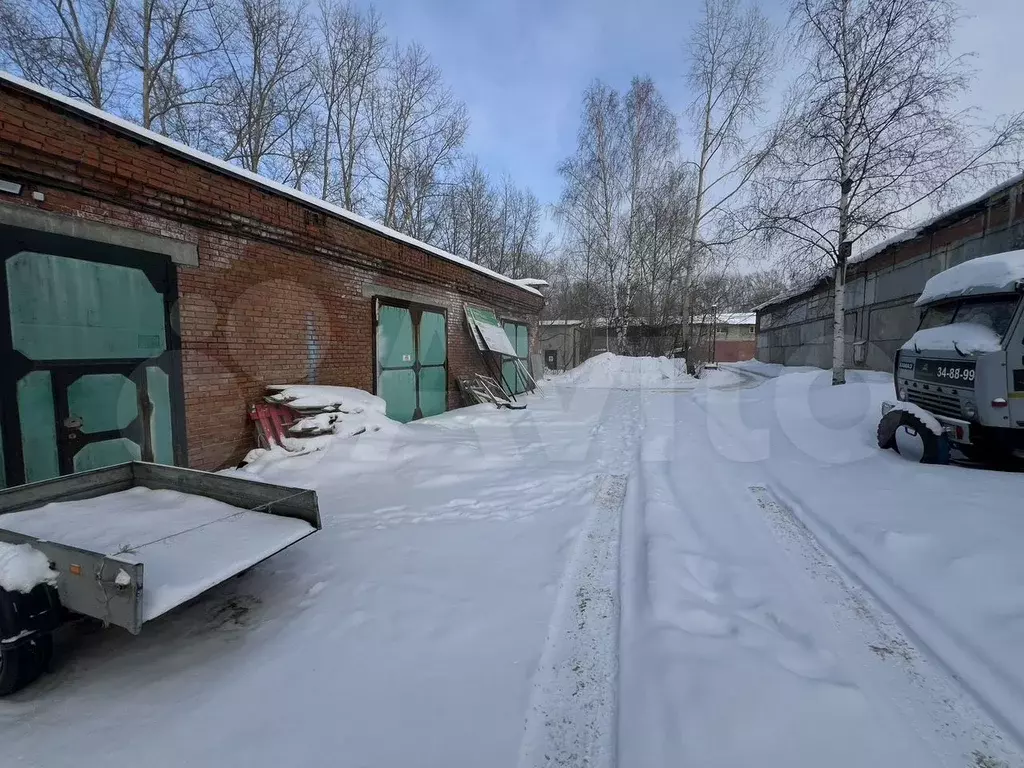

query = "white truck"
[878, 249, 1024, 464]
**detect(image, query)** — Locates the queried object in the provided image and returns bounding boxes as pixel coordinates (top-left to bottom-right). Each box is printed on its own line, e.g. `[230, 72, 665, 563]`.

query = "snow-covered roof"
[752, 272, 831, 312]
[852, 172, 1024, 267]
[516, 278, 550, 288]
[755, 172, 1024, 313]
[915, 249, 1024, 306]
[541, 313, 754, 328]
[719, 312, 756, 325]
[0, 71, 540, 298]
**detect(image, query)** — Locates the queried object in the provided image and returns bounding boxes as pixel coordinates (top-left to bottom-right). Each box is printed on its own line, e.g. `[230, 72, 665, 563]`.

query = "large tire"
[0, 585, 58, 696]
[877, 409, 949, 464]
[0, 638, 47, 696]
[877, 410, 902, 450]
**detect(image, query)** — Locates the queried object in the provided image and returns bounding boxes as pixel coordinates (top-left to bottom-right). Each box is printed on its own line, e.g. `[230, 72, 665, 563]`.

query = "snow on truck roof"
[915, 249, 1024, 307]
[0, 71, 540, 298]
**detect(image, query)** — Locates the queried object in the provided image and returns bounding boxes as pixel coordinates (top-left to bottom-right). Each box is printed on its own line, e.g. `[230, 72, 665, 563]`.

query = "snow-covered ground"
[2, 355, 1023, 768]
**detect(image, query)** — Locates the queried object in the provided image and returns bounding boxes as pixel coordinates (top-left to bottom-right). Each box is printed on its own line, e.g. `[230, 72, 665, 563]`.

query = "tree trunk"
[831, 258, 846, 385]
[681, 94, 712, 361]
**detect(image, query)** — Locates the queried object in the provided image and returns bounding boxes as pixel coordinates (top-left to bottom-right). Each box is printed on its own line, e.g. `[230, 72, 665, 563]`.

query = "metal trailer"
[0, 462, 320, 694]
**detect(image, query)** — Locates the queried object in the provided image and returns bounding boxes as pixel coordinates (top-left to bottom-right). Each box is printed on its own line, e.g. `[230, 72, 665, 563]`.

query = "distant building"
[539, 320, 583, 370]
[539, 313, 756, 368]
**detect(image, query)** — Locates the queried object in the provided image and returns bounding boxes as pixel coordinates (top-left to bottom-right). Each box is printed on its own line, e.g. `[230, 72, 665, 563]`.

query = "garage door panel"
[7, 251, 166, 361]
[418, 367, 447, 418]
[379, 368, 417, 423]
[377, 305, 415, 369]
[418, 311, 446, 366]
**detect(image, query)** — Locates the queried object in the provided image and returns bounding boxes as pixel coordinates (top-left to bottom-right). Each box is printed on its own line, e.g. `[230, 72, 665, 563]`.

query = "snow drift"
[246, 385, 402, 466]
[557, 353, 694, 390]
[0, 542, 58, 594]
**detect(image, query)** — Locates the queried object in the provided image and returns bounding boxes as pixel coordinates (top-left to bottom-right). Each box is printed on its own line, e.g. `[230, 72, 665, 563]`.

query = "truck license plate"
[914, 358, 976, 386]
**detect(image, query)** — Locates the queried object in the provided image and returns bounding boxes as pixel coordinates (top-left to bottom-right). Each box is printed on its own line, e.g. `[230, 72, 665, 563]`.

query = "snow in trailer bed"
[3, 359, 1024, 768]
[0, 488, 315, 621]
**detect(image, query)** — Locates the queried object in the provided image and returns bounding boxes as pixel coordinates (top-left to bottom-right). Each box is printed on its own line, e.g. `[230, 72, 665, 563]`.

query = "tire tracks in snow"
[688, 377, 1024, 762]
[516, 473, 627, 768]
[754, 482, 1024, 765]
[517, 389, 642, 768]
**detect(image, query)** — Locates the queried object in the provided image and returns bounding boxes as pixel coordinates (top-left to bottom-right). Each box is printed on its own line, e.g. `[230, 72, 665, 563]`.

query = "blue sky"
[358, 0, 1023, 216]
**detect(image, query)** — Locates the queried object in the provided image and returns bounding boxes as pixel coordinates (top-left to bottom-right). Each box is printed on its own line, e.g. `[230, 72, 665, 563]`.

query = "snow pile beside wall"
[266, 385, 386, 414]
[246, 385, 403, 466]
[916, 250, 1024, 306]
[559, 353, 694, 389]
[902, 323, 1003, 354]
[0, 542, 58, 593]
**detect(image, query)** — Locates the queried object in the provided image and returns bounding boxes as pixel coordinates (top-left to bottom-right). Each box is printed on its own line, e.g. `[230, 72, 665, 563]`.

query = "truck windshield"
[918, 303, 957, 329]
[918, 295, 1020, 337]
[955, 297, 1019, 336]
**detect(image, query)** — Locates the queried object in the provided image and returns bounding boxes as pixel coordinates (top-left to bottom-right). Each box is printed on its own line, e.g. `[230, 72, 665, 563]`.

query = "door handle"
[63, 416, 83, 440]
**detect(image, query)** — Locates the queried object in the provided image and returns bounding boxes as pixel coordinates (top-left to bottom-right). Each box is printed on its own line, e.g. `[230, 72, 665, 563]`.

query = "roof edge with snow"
[0, 71, 541, 299]
[756, 172, 1024, 313]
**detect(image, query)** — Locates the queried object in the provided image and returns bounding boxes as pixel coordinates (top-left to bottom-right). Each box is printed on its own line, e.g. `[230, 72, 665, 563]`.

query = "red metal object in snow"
[249, 402, 299, 449]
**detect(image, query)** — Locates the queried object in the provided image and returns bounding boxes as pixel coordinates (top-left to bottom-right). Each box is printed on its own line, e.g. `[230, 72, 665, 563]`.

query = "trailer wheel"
[0, 636, 50, 696]
[0, 587, 55, 696]
[877, 410, 949, 464]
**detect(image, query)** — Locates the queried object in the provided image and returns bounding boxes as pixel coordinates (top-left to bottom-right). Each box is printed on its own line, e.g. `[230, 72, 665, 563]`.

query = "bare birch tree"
[116, 0, 218, 132]
[623, 77, 679, 347]
[312, 0, 385, 209]
[753, 0, 1024, 384]
[209, 0, 316, 176]
[0, 0, 121, 108]
[557, 82, 627, 347]
[681, 0, 775, 356]
[368, 41, 467, 230]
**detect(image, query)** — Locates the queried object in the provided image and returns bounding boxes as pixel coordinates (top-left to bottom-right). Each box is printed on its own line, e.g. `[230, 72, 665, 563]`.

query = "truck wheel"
[878, 410, 949, 465]
[877, 410, 902, 450]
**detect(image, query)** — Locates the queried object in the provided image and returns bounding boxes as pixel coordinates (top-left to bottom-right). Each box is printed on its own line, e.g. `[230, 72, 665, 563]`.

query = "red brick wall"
[0, 80, 543, 470]
[714, 340, 756, 363]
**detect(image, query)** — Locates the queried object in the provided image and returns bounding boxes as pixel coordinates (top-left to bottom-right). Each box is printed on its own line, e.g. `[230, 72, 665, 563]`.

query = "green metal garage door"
[375, 300, 447, 422]
[0, 228, 183, 487]
[502, 321, 529, 395]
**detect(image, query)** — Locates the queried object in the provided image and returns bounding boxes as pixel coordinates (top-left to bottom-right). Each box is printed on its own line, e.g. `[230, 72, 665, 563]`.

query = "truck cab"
[893, 250, 1024, 460]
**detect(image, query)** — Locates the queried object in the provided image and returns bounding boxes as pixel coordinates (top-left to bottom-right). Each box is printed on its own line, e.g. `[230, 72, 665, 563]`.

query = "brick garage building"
[0, 73, 543, 488]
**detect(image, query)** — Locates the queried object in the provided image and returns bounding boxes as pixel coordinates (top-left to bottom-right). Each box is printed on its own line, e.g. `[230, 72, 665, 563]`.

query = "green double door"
[0, 228, 182, 487]
[375, 301, 447, 422]
[502, 321, 529, 395]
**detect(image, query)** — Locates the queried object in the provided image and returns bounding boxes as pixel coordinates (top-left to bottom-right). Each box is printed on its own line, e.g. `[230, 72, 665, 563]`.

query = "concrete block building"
[756, 174, 1024, 371]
